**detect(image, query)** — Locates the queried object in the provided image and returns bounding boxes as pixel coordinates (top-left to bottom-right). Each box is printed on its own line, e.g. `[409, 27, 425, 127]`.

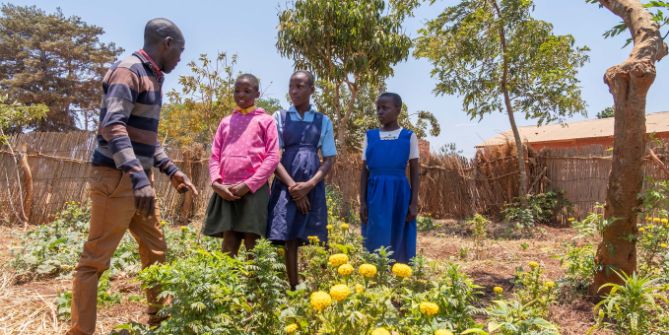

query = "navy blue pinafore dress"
[267, 111, 328, 243]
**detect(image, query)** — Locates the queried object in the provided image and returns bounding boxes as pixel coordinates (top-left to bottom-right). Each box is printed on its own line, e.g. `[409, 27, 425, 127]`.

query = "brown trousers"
[68, 166, 167, 335]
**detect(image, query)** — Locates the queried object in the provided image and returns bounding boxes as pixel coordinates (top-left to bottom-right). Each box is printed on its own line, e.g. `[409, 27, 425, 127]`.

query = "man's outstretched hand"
[171, 171, 199, 196]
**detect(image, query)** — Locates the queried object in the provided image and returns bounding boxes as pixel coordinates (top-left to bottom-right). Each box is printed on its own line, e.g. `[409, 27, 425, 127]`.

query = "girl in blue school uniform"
[359, 92, 420, 264]
[267, 70, 337, 290]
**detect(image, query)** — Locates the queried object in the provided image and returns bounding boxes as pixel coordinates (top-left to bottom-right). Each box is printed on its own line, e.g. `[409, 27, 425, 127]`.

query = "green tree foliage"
[277, 0, 438, 151]
[161, 53, 237, 147]
[256, 97, 284, 114]
[596, 106, 615, 119]
[415, 0, 588, 197]
[0, 95, 48, 143]
[160, 52, 282, 147]
[0, 4, 122, 131]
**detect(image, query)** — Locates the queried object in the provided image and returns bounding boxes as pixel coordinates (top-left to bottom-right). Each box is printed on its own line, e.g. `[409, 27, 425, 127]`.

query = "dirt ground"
[0, 222, 605, 335]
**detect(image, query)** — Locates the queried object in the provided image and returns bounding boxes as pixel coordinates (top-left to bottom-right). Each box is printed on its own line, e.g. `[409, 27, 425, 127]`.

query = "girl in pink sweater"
[202, 74, 280, 256]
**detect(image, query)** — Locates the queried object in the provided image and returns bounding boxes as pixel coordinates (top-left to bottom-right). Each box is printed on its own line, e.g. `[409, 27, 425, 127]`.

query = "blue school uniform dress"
[362, 128, 417, 263]
[267, 106, 336, 243]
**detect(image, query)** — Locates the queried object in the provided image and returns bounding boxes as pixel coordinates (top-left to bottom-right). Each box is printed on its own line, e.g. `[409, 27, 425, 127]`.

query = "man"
[68, 18, 197, 335]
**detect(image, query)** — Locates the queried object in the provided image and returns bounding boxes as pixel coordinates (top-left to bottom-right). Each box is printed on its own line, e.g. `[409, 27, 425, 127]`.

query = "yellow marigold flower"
[567, 217, 575, 222]
[419, 301, 439, 316]
[310, 291, 332, 311]
[359, 264, 378, 278]
[493, 286, 504, 294]
[355, 283, 365, 293]
[338, 263, 354, 276]
[327, 224, 333, 230]
[307, 235, 320, 244]
[371, 328, 390, 335]
[662, 218, 669, 225]
[328, 253, 349, 267]
[285, 323, 298, 333]
[661, 243, 668, 249]
[341, 223, 350, 230]
[646, 216, 652, 221]
[544, 281, 556, 289]
[434, 330, 454, 335]
[639, 227, 646, 233]
[653, 217, 662, 223]
[391, 263, 412, 278]
[329, 284, 351, 302]
[528, 261, 540, 269]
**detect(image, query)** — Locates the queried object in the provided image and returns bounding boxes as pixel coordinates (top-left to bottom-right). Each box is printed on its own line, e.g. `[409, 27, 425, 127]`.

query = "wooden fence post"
[18, 143, 33, 224]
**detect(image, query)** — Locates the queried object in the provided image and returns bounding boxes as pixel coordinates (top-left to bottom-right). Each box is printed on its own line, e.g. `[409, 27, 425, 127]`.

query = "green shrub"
[466, 213, 490, 246]
[416, 214, 437, 232]
[11, 202, 222, 282]
[590, 271, 669, 335]
[478, 262, 560, 335]
[139, 249, 249, 334]
[501, 205, 535, 231]
[502, 191, 571, 231]
[485, 299, 560, 335]
[56, 271, 121, 321]
[11, 202, 141, 280]
[559, 244, 597, 292]
[514, 262, 557, 318]
[571, 203, 608, 239]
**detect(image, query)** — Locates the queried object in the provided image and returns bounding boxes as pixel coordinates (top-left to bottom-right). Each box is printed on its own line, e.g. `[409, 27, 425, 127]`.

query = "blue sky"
[7, 0, 667, 156]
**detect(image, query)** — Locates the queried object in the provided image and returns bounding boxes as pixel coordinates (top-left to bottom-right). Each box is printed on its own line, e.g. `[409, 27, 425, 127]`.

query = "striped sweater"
[91, 51, 178, 190]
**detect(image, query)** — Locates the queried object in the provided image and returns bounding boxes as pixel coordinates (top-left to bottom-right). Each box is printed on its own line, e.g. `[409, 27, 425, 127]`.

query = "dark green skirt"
[202, 184, 269, 237]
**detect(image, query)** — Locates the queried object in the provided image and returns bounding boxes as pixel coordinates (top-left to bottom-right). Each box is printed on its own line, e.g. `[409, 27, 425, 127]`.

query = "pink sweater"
[209, 108, 280, 193]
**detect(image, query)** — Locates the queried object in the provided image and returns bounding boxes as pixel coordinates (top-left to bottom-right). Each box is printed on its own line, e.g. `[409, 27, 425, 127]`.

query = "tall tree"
[415, 0, 588, 198]
[160, 52, 283, 147]
[588, 0, 668, 291]
[276, 0, 429, 151]
[0, 4, 122, 131]
[161, 52, 237, 146]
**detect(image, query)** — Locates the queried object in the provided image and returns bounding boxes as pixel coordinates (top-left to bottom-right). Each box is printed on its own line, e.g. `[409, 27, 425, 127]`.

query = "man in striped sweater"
[68, 18, 197, 335]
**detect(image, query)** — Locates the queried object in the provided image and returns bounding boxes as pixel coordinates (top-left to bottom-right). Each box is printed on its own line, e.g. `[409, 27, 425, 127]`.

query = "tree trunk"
[592, 0, 668, 294]
[504, 96, 529, 199]
[490, 0, 529, 199]
[336, 81, 358, 152]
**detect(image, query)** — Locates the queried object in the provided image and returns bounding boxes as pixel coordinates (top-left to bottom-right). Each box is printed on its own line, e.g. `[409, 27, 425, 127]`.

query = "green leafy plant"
[10, 202, 141, 281]
[467, 213, 490, 249]
[485, 299, 560, 335]
[56, 271, 121, 321]
[417, 214, 437, 232]
[514, 262, 557, 318]
[559, 244, 598, 292]
[501, 204, 535, 231]
[502, 192, 571, 232]
[571, 203, 608, 239]
[589, 271, 669, 335]
[138, 249, 248, 334]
